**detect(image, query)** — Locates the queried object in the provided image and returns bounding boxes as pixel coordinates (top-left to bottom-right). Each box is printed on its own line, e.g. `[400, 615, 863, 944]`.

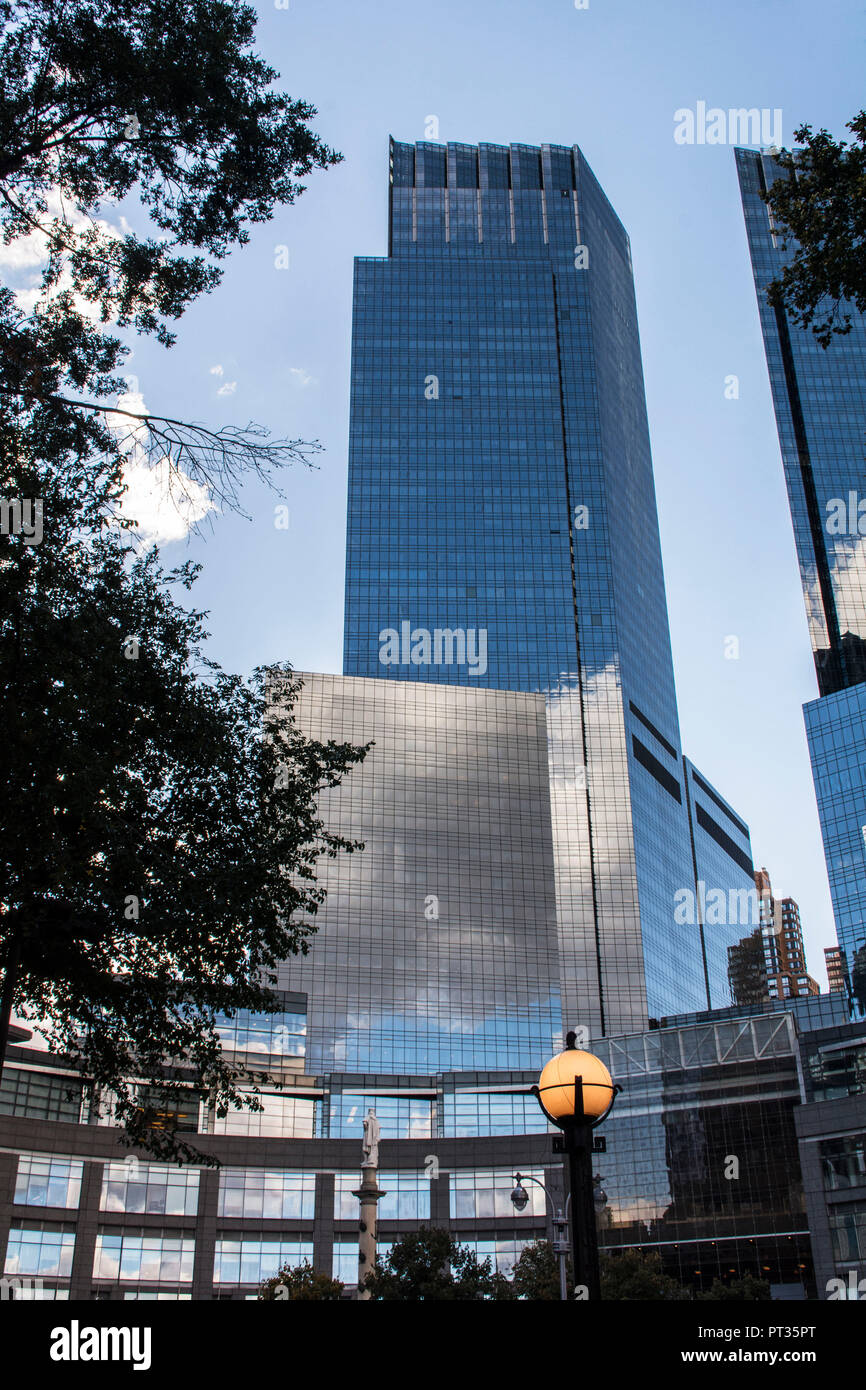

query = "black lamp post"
[531, 1029, 621, 1301]
[510, 1172, 570, 1300]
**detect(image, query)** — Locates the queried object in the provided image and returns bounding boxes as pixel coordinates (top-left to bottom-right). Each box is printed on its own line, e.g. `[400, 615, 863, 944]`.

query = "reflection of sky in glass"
[211, 1092, 317, 1139]
[14, 1156, 83, 1209]
[334, 1172, 430, 1221]
[441, 1090, 551, 1137]
[805, 683, 866, 997]
[5, 1228, 75, 1277]
[217, 1169, 315, 1221]
[215, 1007, 306, 1059]
[333, 1240, 393, 1285]
[100, 1161, 199, 1216]
[283, 675, 563, 1074]
[214, 1239, 313, 1286]
[450, 1168, 545, 1219]
[331, 1092, 432, 1140]
[94, 1234, 195, 1283]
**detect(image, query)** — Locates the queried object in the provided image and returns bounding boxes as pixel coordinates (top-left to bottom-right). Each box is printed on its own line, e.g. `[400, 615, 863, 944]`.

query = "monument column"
[353, 1107, 385, 1300]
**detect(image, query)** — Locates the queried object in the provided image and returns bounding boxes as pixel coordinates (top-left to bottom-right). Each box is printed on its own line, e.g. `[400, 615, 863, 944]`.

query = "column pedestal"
[352, 1165, 386, 1300]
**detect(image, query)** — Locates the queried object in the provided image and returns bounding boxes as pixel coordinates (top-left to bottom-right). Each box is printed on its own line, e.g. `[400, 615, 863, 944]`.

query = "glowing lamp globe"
[536, 1048, 614, 1125]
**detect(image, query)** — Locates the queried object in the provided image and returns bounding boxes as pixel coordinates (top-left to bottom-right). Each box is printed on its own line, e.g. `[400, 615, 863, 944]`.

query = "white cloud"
[12, 279, 43, 314]
[2, 194, 216, 546]
[108, 390, 215, 544]
[0, 188, 123, 319]
[217, 380, 237, 396]
[830, 534, 866, 637]
[288, 366, 316, 388]
[105, 389, 150, 451]
[119, 456, 214, 543]
[0, 229, 50, 270]
[209, 364, 224, 376]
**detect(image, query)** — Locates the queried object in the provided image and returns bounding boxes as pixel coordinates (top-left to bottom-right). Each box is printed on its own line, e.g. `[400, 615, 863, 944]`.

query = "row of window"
[4, 1230, 533, 1288]
[2, 1068, 551, 1139]
[11, 1156, 546, 1223]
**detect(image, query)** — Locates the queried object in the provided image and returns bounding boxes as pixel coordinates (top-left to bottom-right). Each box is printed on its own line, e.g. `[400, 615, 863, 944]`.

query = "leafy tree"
[258, 1260, 344, 1302]
[600, 1249, 691, 1301]
[0, 0, 358, 1161]
[363, 1227, 514, 1301]
[0, 461, 368, 1157]
[698, 1275, 772, 1301]
[511, 1239, 572, 1300]
[0, 0, 340, 510]
[762, 113, 866, 347]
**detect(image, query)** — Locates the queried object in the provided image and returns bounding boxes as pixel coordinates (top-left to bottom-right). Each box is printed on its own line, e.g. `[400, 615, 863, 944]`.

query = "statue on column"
[361, 1107, 381, 1168]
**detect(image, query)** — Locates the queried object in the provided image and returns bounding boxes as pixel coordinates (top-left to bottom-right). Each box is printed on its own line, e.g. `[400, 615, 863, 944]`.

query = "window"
[334, 1172, 430, 1221]
[0, 1281, 70, 1300]
[122, 1290, 191, 1300]
[332, 1240, 393, 1285]
[213, 1239, 313, 1286]
[450, 1168, 546, 1219]
[214, 1007, 306, 1060]
[442, 1090, 550, 1137]
[132, 1087, 200, 1133]
[330, 1093, 433, 1139]
[461, 1237, 532, 1276]
[211, 1093, 317, 1139]
[829, 1201, 866, 1264]
[5, 1226, 75, 1278]
[14, 1156, 83, 1209]
[95, 1085, 200, 1132]
[100, 1161, 200, 1216]
[93, 1232, 195, 1284]
[807, 1045, 866, 1100]
[218, 1170, 315, 1221]
[0, 1069, 82, 1122]
[822, 1135, 866, 1191]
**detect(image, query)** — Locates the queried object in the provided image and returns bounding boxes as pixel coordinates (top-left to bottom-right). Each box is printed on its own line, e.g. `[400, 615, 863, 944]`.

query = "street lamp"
[510, 1179, 529, 1212]
[531, 1030, 621, 1301]
[510, 1172, 571, 1301]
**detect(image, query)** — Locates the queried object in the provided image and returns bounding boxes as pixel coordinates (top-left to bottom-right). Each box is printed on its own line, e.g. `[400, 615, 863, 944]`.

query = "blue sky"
[110, 0, 865, 984]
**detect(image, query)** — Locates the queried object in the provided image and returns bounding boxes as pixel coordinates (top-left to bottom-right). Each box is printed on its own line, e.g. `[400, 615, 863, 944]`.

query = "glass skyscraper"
[272, 672, 562, 1074]
[343, 139, 751, 1037]
[737, 148, 866, 1014]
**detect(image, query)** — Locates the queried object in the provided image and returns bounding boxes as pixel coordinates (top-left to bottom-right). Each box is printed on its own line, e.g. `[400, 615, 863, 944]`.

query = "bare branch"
[0, 388, 322, 517]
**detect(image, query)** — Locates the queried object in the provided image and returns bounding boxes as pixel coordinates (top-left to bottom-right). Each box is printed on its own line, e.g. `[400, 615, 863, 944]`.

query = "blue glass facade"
[343, 140, 743, 1034]
[737, 147, 866, 1006]
[682, 758, 757, 1011]
[735, 148, 866, 694]
[804, 685, 866, 1014]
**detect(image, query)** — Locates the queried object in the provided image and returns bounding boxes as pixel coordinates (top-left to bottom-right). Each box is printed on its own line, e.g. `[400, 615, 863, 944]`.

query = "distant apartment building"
[755, 868, 820, 1001]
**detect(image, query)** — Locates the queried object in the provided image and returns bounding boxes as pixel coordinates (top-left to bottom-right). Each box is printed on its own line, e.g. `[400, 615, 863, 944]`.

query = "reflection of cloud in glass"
[829, 534, 866, 637]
